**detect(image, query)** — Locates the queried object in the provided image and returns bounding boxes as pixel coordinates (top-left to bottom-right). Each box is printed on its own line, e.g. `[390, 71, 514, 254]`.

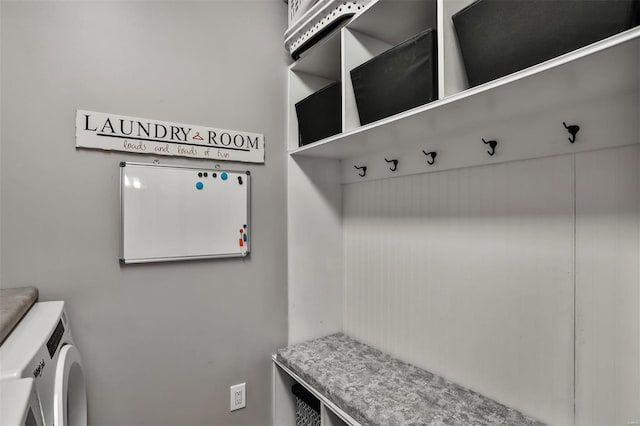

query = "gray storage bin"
[452, 0, 640, 87]
[350, 28, 438, 125]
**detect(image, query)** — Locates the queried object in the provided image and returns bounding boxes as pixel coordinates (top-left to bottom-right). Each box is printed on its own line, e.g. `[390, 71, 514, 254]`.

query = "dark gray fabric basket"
[452, 0, 640, 87]
[350, 28, 438, 125]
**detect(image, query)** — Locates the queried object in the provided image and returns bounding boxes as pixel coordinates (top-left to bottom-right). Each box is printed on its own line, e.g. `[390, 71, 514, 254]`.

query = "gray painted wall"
[0, 1, 288, 425]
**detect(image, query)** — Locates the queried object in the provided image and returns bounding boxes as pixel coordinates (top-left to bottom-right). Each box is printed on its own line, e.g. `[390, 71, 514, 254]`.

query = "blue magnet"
[221, 172, 228, 181]
[243, 224, 247, 229]
[196, 181, 204, 190]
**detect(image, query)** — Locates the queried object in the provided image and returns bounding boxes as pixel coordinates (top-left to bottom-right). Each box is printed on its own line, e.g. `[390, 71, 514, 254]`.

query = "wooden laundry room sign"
[75, 110, 265, 163]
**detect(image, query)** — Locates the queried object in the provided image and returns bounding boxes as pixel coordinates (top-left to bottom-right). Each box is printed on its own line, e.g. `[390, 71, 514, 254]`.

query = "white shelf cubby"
[281, 1, 640, 424]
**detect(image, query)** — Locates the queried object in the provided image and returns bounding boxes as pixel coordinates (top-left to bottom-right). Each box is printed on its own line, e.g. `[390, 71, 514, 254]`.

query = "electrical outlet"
[230, 383, 246, 411]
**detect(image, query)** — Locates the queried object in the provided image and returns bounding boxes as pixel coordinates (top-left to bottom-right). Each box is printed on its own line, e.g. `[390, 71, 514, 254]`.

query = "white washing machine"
[0, 378, 44, 426]
[0, 301, 87, 426]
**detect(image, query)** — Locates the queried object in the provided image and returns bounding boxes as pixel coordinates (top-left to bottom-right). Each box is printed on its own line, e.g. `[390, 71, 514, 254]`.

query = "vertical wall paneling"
[575, 145, 640, 426]
[343, 156, 575, 424]
[288, 156, 343, 344]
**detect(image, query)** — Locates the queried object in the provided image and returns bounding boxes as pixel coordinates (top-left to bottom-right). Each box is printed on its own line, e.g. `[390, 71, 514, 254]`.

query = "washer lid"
[54, 345, 87, 426]
[0, 286, 38, 345]
[0, 378, 44, 426]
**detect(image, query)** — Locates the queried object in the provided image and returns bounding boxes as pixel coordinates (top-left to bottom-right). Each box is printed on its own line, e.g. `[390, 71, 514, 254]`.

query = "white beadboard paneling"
[343, 155, 575, 425]
[288, 155, 343, 344]
[575, 145, 640, 426]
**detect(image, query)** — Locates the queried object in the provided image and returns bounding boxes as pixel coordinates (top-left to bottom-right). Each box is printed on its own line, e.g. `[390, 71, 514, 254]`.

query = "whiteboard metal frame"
[119, 161, 251, 264]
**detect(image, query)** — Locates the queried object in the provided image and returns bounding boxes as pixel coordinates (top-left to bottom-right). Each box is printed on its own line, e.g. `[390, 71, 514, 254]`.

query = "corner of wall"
[287, 155, 343, 344]
[0, 0, 4, 288]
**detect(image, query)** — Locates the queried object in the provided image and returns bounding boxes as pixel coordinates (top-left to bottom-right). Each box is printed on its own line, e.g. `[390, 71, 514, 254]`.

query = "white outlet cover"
[230, 383, 246, 411]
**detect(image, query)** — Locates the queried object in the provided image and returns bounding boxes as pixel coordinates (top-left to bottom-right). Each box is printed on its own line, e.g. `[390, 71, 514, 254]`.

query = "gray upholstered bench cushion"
[277, 333, 544, 426]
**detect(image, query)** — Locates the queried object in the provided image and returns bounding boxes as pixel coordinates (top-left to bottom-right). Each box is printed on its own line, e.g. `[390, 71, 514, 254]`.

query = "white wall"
[287, 156, 343, 344]
[0, 0, 3, 285]
[343, 155, 576, 424]
[575, 146, 640, 425]
[0, 1, 288, 425]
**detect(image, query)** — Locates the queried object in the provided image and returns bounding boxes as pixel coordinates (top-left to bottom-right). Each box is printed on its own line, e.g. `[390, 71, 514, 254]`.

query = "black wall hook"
[422, 150, 437, 165]
[354, 165, 367, 177]
[384, 158, 398, 172]
[563, 122, 580, 143]
[482, 138, 497, 156]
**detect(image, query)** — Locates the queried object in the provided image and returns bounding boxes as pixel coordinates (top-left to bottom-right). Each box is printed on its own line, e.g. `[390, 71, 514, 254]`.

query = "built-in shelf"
[273, 356, 358, 426]
[289, 27, 640, 161]
[281, 2, 640, 424]
[348, 0, 437, 46]
[287, 0, 439, 151]
[290, 24, 342, 78]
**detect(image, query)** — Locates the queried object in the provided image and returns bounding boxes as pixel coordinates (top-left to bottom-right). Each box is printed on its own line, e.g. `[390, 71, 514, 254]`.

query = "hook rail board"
[119, 162, 250, 264]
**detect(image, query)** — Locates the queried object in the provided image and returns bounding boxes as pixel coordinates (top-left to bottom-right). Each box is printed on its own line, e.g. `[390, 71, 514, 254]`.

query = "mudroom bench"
[273, 333, 544, 426]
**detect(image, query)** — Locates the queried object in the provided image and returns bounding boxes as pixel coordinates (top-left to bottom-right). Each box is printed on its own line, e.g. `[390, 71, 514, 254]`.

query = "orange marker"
[239, 229, 246, 255]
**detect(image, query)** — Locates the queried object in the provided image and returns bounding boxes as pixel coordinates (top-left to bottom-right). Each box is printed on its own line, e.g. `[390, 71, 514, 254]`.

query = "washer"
[0, 301, 87, 426]
[0, 378, 44, 426]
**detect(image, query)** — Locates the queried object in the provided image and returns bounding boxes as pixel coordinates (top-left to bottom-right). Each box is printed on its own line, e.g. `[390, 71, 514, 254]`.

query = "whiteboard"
[120, 162, 250, 264]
